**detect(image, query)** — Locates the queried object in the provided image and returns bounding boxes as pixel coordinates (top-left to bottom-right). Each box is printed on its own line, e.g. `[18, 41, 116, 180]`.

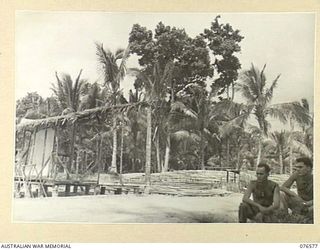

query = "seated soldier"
[280, 157, 313, 217]
[239, 163, 280, 223]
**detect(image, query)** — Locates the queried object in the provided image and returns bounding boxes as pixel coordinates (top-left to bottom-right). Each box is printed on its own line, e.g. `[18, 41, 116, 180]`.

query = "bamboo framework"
[15, 102, 143, 197]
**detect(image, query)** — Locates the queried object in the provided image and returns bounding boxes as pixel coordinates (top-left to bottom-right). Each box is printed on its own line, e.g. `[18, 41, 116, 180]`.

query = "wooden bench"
[98, 184, 144, 195]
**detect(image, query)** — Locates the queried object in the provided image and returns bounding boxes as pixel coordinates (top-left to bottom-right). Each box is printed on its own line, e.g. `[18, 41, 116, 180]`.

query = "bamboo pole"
[40, 128, 48, 179]
[68, 122, 76, 179]
[145, 106, 152, 187]
[29, 128, 38, 167]
[120, 128, 124, 185]
[96, 134, 102, 185]
[51, 128, 58, 178]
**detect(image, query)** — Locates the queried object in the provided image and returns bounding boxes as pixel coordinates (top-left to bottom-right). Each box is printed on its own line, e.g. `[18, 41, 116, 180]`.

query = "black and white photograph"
[13, 11, 314, 224]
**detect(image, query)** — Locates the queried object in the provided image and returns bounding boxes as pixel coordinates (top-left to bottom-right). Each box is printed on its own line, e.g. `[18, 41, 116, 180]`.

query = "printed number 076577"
[300, 244, 318, 248]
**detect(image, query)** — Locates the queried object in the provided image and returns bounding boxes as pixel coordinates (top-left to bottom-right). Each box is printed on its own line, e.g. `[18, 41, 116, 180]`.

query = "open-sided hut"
[15, 103, 142, 198]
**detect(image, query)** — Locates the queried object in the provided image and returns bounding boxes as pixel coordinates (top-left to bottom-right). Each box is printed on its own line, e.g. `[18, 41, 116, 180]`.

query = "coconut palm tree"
[129, 61, 174, 185]
[96, 43, 130, 173]
[52, 70, 85, 113]
[269, 131, 288, 174]
[287, 98, 313, 173]
[268, 130, 312, 174]
[237, 64, 311, 166]
[51, 70, 86, 177]
[127, 87, 145, 172]
[172, 85, 229, 170]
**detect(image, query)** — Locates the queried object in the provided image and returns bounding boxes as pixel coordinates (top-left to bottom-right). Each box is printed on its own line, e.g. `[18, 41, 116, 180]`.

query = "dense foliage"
[16, 16, 313, 177]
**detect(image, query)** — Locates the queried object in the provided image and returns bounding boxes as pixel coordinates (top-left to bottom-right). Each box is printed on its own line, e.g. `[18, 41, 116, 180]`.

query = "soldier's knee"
[239, 202, 250, 215]
[239, 202, 249, 223]
[239, 202, 249, 209]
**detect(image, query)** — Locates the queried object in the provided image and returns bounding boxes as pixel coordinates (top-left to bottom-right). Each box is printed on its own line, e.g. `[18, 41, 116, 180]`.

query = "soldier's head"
[256, 163, 270, 182]
[295, 157, 312, 176]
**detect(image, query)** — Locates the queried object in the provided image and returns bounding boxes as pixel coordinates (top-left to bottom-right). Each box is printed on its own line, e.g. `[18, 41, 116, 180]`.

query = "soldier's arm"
[280, 173, 299, 198]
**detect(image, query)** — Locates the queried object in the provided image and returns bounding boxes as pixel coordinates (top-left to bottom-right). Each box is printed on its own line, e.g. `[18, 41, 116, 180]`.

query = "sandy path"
[13, 193, 242, 223]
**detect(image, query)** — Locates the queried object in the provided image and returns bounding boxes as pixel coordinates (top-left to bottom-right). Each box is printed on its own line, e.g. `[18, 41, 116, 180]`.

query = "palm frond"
[291, 140, 312, 157]
[237, 82, 255, 104]
[170, 101, 198, 119]
[259, 64, 266, 92]
[203, 128, 220, 141]
[218, 110, 250, 137]
[73, 69, 83, 111]
[116, 44, 131, 83]
[172, 130, 201, 142]
[267, 102, 311, 126]
[114, 48, 125, 61]
[265, 74, 280, 104]
[265, 105, 289, 124]
[96, 43, 118, 87]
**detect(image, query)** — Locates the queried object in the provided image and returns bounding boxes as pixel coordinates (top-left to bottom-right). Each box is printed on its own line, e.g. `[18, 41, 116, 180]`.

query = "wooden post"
[226, 170, 229, 183]
[85, 185, 90, 195]
[84, 151, 87, 171]
[68, 122, 77, 179]
[43, 185, 48, 197]
[96, 134, 102, 186]
[115, 187, 122, 195]
[120, 128, 124, 185]
[65, 184, 71, 195]
[77, 150, 82, 175]
[100, 186, 106, 195]
[73, 185, 78, 193]
[38, 183, 48, 197]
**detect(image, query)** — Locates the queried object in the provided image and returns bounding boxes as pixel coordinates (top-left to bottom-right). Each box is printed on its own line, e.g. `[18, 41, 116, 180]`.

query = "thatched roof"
[16, 102, 144, 132]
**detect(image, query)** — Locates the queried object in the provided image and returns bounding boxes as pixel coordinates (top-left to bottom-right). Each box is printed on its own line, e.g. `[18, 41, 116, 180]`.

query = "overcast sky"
[16, 11, 315, 126]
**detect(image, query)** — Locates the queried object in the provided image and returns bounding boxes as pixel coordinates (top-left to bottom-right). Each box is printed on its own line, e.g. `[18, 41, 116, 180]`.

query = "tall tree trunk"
[289, 117, 294, 175]
[96, 134, 102, 185]
[110, 117, 117, 173]
[279, 147, 284, 174]
[231, 82, 235, 101]
[120, 127, 124, 184]
[163, 135, 170, 172]
[256, 139, 262, 168]
[145, 106, 152, 186]
[132, 127, 137, 172]
[155, 131, 161, 172]
[236, 148, 241, 171]
[163, 83, 175, 173]
[219, 144, 222, 170]
[289, 146, 293, 175]
[68, 122, 76, 179]
[226, 137, 230, 169]
[226, 85, 230, 99]
[200, 131, 205, 170]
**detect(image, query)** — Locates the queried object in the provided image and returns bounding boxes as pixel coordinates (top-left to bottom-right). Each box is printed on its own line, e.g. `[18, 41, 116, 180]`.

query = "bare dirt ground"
[13, 192, 243, 223]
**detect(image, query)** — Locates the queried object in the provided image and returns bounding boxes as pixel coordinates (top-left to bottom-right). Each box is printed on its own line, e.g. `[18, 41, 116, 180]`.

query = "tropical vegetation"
[15, 16, 313, 182]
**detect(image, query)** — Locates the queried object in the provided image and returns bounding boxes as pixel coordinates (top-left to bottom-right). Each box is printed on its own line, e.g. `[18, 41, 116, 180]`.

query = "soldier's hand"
[303, 201, 313, 207]
[257, 204, 268, 214]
